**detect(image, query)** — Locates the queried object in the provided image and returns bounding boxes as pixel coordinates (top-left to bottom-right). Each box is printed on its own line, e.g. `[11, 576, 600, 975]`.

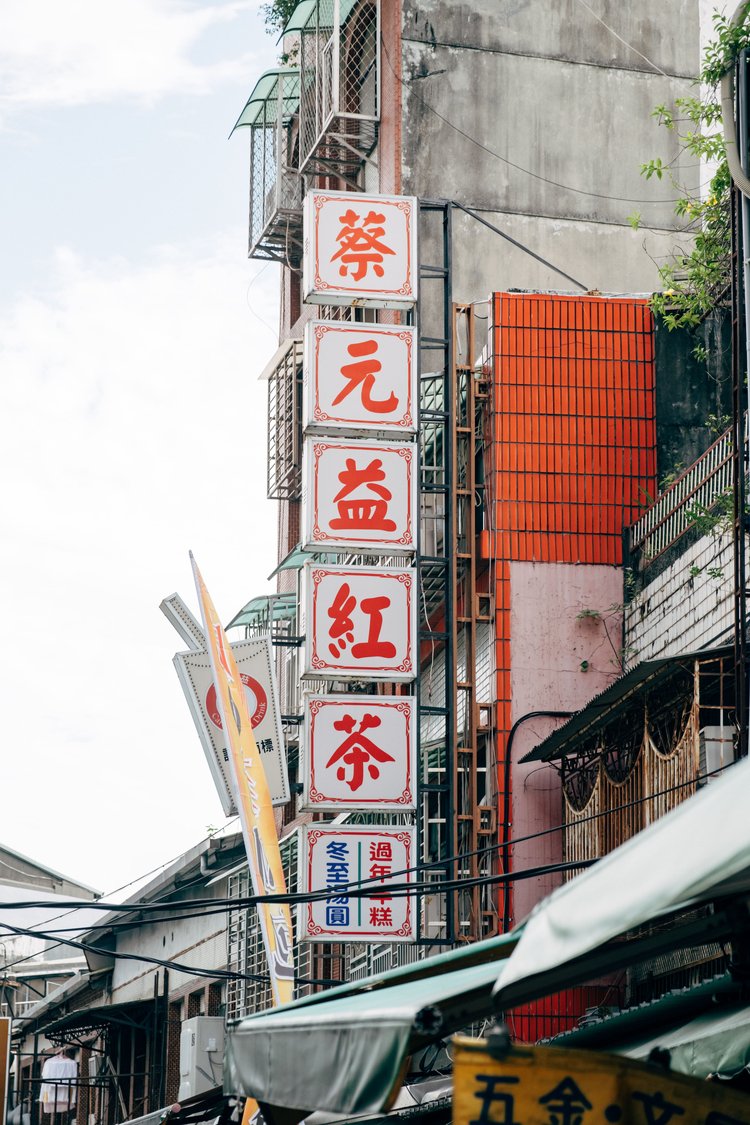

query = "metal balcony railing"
[628, 425, 737, 564]
[232, 69, 303, 263]
[285, 0, 379, 182]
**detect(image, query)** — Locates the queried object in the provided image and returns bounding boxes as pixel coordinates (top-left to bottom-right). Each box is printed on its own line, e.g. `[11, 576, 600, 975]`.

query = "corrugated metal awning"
[230, 68, 300, 136]
[519, 646, 732, 763]
[225, 932, 517, 1118]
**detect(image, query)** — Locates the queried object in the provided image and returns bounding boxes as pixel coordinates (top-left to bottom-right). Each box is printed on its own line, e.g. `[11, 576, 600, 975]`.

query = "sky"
[0, 0, 284, 895]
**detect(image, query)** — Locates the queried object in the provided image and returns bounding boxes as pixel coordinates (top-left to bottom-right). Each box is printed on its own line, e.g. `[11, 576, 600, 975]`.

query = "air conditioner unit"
[699, 725, 735, 784]
[87, 1056, 106, 1081]
[177, 1016, 225, 1102]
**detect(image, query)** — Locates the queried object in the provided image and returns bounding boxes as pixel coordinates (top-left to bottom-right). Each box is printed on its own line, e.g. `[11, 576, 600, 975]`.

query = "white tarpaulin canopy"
[493, 755, 750, 1010]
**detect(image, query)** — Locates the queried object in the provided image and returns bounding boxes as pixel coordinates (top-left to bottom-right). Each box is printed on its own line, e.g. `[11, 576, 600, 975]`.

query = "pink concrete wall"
[509, 560, 624, 925]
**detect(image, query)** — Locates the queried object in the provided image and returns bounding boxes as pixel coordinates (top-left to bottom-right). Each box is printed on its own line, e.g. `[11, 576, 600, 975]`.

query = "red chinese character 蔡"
[369, 906, 393, 927]
[329, 457, 396, 533]
[331, 208, 396, 282]
[325, 712, 395, 792]
[326, 585, 397, 661]
[370, 842, 393, 861]
[332, 340, 398, 414]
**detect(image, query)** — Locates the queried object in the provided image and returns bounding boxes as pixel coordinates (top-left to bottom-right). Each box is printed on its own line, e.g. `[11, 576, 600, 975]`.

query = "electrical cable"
[380, 35, 705, 207]
[0, 761, 732, 932]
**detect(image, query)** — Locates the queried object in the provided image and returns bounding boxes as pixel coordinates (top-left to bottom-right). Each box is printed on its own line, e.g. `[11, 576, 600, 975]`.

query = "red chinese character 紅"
[325, 712, 395, 792]
[332, 340, 398, 414]
[331, 208, 396, 282]
[329, 457, 396, 533]
[327, 583, 397, 661]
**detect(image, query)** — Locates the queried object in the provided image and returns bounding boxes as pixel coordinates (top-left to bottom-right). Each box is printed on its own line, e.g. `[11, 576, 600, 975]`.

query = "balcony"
[284, 0, 379, 183]
[232, 69, 303, 263]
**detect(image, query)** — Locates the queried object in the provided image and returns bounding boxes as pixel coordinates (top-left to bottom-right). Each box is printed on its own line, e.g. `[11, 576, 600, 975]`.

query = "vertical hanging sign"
[191, 553, 294, 1006]
[303, 190, 418, 308]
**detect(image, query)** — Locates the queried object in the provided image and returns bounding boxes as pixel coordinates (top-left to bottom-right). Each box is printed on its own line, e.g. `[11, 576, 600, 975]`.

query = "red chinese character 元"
[370, 842, 393, 861]
[329, 457, 397, 533]
[332, 340, 398, 414]
[326, 586, 397, 661]
[369, 906, 393, 927]
[325, 712, 395, 792]
[331, 208, 396, 282]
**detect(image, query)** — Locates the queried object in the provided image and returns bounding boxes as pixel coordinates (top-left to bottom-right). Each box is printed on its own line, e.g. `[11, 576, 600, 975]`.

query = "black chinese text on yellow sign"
[452, 1034, 750, 1125]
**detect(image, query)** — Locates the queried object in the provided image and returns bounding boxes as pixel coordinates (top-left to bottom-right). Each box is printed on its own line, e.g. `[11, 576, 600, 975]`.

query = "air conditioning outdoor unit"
[698, 725, 735, 784]
[177, 1016, 225, 1102]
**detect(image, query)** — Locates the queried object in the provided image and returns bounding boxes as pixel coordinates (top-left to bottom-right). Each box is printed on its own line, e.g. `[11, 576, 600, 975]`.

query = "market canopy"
[493, 753, 750, 1010]
[225, 932, 517, 1119]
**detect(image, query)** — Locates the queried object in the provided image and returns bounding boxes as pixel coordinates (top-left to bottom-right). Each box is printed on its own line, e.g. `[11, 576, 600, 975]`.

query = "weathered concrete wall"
[625, 530, 734, 660]
[400, 0, 700, 298]
[654, 310, 732, 487]
[509, 560, 624, 926]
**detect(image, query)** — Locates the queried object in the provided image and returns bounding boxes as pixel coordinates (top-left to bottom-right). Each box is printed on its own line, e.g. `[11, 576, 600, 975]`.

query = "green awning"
[619, 1004, 750, 1080]
[493, 754, 750, 1011]
[280, 0, 359, 37]
[225, 932, 517, 1117]
[230, 68, 300, 136]
[226, 593, 296, 631]
[267, 543, 338, 580]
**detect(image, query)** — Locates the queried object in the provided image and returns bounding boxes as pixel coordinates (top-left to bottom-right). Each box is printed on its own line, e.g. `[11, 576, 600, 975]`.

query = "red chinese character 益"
[325, 712, 395, 792]
[326, 584, 397, 661]
[329, 457, 397, 533]
[331, 208, 396, 282]
[332, 340, 398, 414]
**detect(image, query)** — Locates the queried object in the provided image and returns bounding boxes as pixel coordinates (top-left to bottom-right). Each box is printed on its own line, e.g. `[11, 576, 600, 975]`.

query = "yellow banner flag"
[453, 1034, 750, 1125]
[191, 554, 294, 1007]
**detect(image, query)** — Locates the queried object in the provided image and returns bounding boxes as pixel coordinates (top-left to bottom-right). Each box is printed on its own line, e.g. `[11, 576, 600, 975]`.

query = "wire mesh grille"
[268, 340, 304, 500]
[248, 71, 303, 262]
[298, 0, 379, 180]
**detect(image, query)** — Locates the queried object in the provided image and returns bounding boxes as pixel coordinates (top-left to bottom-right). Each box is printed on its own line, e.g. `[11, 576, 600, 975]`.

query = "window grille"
[235, 69, 303, 263]
[268, 339, 304, 500]
[294, 0, 379, 181]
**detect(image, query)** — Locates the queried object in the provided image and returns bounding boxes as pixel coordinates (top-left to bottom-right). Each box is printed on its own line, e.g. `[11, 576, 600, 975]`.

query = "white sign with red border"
[174, 635, 289, 810]
[301, 563, 416, 682]
[301, 436, 416, 554]
[299, 825, 416, 943]
[303, 190, 418, 308]
[301, 693, 416, 811]
[303, 320, 417, 435]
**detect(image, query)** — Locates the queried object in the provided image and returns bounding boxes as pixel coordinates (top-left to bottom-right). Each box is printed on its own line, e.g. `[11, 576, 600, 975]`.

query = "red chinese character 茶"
[332, 340, 398, 414]
[325, 712, 395, 792]
[329, 457, 397, 533]
[330, 208, 396, 282]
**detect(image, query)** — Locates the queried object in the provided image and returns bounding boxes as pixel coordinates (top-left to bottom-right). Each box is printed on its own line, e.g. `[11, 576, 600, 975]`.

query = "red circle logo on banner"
[206, 675, 268, 730]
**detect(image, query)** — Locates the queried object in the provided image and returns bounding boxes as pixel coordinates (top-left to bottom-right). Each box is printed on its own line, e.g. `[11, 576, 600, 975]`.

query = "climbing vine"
[633, 7, 750, 331]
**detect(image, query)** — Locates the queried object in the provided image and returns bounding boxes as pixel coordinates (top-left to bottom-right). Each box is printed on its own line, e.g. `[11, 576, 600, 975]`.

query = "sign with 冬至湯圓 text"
[299, 825, 416, 942]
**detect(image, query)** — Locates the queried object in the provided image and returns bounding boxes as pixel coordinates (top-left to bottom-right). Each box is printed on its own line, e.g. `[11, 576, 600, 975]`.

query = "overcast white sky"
[0, 0, 283, 895]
